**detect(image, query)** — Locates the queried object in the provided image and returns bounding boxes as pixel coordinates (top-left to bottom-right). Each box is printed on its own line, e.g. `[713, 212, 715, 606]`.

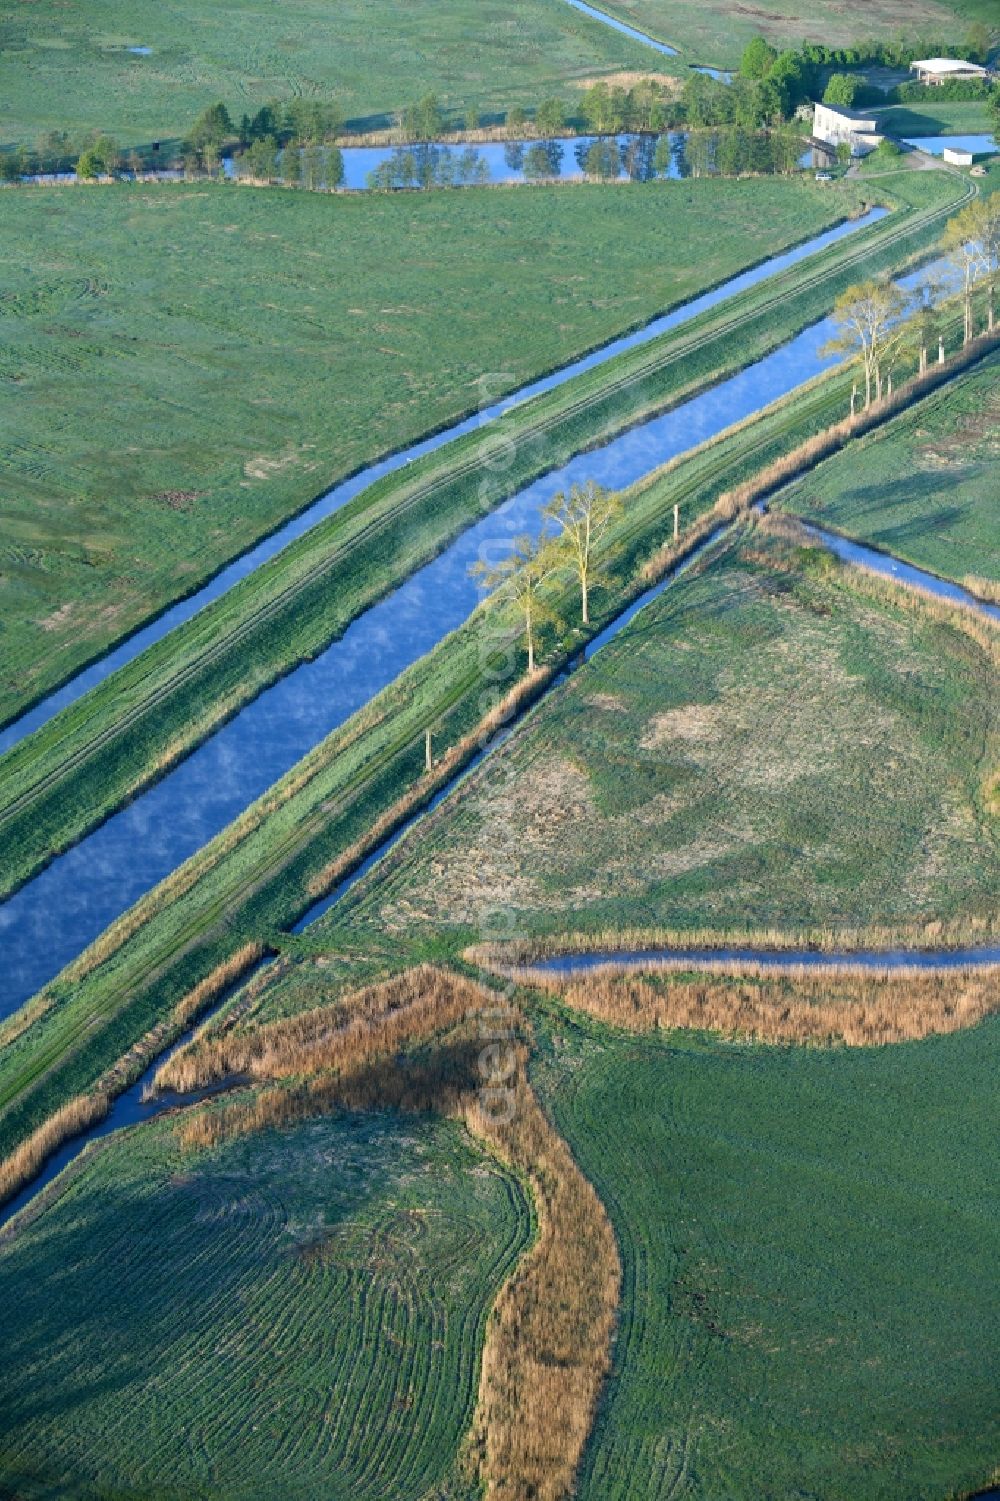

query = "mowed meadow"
[0, 175, 861, 722]
[333, 523, 1000, 946]
[0, 0, 662, 146]
[587, 0, 994, 64]
[780, 348, 1000, 593]
[0, 1105, 531, 1500]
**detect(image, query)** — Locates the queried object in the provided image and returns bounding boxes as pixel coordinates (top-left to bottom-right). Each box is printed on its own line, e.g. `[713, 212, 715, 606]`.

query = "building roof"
[910, 57, 988, 75]
[814, 102, 878, 126]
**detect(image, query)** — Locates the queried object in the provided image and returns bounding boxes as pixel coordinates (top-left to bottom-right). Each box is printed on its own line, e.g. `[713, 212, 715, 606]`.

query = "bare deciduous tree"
[944, 201, 986, 345]
[543, 481, 622, 625]
[823, 279, 908, 407]
[470, 533, 559, 674]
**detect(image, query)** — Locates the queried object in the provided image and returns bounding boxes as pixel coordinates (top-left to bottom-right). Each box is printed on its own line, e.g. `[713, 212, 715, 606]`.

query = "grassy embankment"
[0, 0, 666, 148]
[529, 1001, 1000, 1500]
[0, 257, 994, 1199]
[779, 347, 1000, 592]
[0, 170, 970, 902]
[581, 0, 995, 66]
[1, 176, 838, 724]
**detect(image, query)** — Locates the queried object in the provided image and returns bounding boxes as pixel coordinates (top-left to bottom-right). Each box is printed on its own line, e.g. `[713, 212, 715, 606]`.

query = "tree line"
[474, 194, 1000, 678]
[3, 22, 994, 186]
[826, 194, 999, 408]
[472, 482, 623, 675]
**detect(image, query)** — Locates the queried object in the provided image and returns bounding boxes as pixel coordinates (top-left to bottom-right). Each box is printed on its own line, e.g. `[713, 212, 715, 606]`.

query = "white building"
[812, 102, 883, 157]
[909, 58, 990, 86]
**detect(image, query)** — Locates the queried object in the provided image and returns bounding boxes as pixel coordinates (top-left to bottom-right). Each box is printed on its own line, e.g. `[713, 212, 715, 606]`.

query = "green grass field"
[0, 170, 970, 909]
[780, 350, 1000, 590]
[0, 283, 985, 1184]
[0, 1105, 529, 1499]
[584, 0, 992, 66]
[532, 1004, 1000, 1500]
[0, 0, 662, 148]
[340, 524, 1000, 944]
[0, 175, 873, 727]
[874, 100, 997, 138]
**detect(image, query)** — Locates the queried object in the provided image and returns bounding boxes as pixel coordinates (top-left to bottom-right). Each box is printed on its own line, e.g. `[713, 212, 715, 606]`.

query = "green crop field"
[584, 0, 993, 67]
[0, 175, 873, 727]
[780, 350, 1000, 590]
[0, 1105, 530, 1500]
[0, 0, 663, 149]
[531, 1004, 1000, 1500]
[339, 524, 1000, 945]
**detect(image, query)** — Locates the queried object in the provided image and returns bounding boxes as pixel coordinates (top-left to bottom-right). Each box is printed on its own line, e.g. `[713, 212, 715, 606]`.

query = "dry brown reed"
[169, 942, 265, 1029]
[157, 964, 484, 1094]
[467, 905, 1000, 969]
[0, 1092, 110, 1205]
[638, 502, 735, 586]
[465, 1069, 619, 1501]
[523, 964, 1000, 1046]
[962, 575, 1000, 606]
[0, 993, 54, 1052]
[0, 944, 264, 1211]
[172, 969, 619, 1501]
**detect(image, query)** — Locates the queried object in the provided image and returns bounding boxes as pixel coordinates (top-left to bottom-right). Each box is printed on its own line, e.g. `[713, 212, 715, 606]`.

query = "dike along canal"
[0, 223, 975, 1022]
[3, 508, 998, 1237]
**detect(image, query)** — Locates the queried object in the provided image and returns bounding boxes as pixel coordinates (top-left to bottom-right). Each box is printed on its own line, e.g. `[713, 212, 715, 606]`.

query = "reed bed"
[157, 964, 484, 1095]
[0, 993, 53, 1053]
[0, 945, 264, 1209]
[524, 965, 1000, 1046]
[172, 968, 619, 1501]
[962, 575, 1000, 606]
[467, 906, 1000, 970]
[169, 942, 265, 1028]
[0, 1091, 110, 1205]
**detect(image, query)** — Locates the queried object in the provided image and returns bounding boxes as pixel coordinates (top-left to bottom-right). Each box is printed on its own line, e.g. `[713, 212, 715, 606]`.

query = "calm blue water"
[559, 0, 677, 54]
[317, 132, 727, 191]
[805, 524, 1000, 622]
[690, 64, 734, 83]
[0, 208, 884, 754]
[904, 134, 996, 157]
[526, 946, 1000, 975]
